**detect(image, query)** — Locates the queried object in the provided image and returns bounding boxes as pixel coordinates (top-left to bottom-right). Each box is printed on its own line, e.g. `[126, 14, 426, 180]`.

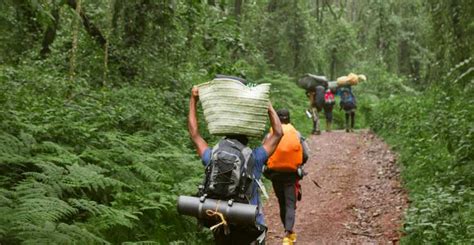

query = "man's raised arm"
[262, 103, 283, 156]
[188, 86, 208, 157]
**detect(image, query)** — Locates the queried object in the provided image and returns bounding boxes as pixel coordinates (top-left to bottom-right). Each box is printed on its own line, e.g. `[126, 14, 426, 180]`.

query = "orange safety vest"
[267, 124, 303, 172]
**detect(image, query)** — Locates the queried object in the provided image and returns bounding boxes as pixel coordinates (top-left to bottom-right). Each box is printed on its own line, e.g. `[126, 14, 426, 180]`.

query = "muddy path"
[263, 130, 408, 244]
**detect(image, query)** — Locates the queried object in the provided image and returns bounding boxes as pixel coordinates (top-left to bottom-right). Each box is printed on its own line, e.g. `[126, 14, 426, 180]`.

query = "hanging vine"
[69, 0, 82, 81]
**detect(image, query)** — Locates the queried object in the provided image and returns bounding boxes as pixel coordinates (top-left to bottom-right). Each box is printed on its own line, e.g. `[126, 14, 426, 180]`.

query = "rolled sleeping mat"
[298, 74, 328, 91]
[177, 195, 258, 225]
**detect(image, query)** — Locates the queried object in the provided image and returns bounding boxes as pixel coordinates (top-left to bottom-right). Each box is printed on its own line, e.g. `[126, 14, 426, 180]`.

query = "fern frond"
[68, 198, 139, 229]
[123, 241, 159, 245]
[0, 132, 28, 155]
[15, 196, 78, 223]
[86, 207, 140, 230]
[64, 164, 126, 191]
[0, 153, 31, 169]
[68, 198, 106, 216]
[16, 222, 108, 245]
[14, 179, 53, 199]
[0, 188, 13, 205]
[131, 162, 162, 181]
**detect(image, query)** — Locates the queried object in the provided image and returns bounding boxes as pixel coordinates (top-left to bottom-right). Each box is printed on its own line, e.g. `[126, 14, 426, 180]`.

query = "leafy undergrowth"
[370, 61, 473, 244]
[0, 62, 331, 244]
[0, 63, 215, 244]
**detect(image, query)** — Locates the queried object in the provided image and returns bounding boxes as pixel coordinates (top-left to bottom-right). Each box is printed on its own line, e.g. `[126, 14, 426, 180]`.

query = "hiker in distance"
[263, 109, 309, 245]
[307, 85, 326, 134]
[323, 88, 335, 132]
[339, 87, 357, 132]
[188, 85, 283, 244]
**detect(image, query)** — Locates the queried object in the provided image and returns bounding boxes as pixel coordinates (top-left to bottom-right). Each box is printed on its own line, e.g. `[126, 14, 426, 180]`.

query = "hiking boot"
[282, 236, 293, 245]
[289, 232, 297, 242]
[345, 128, 349, 133]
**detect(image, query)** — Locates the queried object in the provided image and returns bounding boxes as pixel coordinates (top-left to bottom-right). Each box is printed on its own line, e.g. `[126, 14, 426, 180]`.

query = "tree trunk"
[234, 0, 242, 19]
[330, 47, 337, 80]
[267, 0, 277, 12]
[398, 39, 410, 75]
[15, 0, 42, 37]
[40, 7, 60, 58]
[208, 0, 216, 6]
[292, 1, 302, 73]
[123, 0, 149, 47]
[315, 0, 320, 21]
[320, 0, 325, 23]
[219, 0, 227, 11]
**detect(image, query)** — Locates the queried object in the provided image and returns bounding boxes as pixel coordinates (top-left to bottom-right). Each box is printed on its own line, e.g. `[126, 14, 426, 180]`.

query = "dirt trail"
[263, 130, 408, 244]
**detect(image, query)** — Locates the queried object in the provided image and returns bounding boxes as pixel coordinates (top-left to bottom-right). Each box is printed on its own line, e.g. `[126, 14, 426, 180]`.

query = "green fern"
[15, 196, 78, 223]
[68, 198, 139, 229]
[64, 164, 126, 191]
[17, 222, 108, 245]
[131, 162, 162, 181]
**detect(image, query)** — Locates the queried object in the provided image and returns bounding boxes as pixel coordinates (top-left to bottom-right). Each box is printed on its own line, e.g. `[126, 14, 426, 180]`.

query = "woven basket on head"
[197, 79, 271, 137]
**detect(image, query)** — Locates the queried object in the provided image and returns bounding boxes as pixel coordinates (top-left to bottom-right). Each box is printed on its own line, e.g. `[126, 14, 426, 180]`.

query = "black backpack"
[200, 139, 255, 202]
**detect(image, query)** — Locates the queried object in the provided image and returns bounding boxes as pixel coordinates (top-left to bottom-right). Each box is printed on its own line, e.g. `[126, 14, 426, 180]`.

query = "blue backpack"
[340, 89, 356, 110]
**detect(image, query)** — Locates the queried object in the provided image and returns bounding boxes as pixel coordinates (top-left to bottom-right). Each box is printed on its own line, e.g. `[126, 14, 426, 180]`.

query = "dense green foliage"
[371, 59, 473, 243]
[0, 0, 472, 244]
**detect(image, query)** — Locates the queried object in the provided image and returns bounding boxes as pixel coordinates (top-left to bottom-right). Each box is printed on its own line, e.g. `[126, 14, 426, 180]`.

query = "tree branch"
[325, 1, 338, 20]
[66, 0, 107, 47]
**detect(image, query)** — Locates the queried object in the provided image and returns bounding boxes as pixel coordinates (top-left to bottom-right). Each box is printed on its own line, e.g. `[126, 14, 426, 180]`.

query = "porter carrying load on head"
[298, 74, 328, 135]
[180, 75, 283, 244]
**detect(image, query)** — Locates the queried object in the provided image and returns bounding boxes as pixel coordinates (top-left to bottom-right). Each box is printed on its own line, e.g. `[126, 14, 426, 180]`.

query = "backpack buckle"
[227, 199, 234, 207]
[199, 194, 207, 203]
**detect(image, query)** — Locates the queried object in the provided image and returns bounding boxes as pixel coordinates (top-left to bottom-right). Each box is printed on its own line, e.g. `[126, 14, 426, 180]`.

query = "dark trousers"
[272, 180, 297, 232]
[324, 104, 334, 122]
[213, 224, 266, 245]
[345, 111, 355, 128]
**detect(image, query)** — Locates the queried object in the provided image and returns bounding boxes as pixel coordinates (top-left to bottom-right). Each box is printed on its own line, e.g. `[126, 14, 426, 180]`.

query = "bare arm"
[188, 86, 208, 157]
[262, 103, 283, 156]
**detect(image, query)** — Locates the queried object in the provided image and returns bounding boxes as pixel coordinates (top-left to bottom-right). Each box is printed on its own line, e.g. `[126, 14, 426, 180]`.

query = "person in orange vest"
[263, 109, 309, 245]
